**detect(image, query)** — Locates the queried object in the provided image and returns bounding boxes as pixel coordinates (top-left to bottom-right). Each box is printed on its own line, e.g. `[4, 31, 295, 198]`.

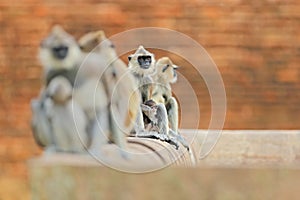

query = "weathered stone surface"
[191, 130, 300, 168]
[29, 159, 300, 200]
[28, 130, 300, 200]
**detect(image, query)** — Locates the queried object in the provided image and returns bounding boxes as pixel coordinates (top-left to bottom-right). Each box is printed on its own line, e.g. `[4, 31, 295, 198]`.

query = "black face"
[52, 45, 69, 60]
[138, 55, 152, 69]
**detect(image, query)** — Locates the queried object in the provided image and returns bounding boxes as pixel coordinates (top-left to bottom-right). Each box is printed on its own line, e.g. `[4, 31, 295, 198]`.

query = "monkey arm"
[140, 104, 152, 114]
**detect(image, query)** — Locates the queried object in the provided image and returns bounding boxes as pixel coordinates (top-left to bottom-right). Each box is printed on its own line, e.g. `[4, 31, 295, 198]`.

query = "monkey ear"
[96, 30, 106, 40]
[128, 55, 132, 61]
[173, 65, 180, 70]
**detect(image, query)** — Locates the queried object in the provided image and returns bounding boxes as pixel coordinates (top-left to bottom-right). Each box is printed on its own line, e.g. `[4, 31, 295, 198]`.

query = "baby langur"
[78, 31, 141, 157]
[128, 46, 156, 134]
[152, 57, 179, 133]
[141, 100, 190, 150]
[45, 76, 88, 153]
[38, 25, 118, 156]
[141, 100, 168, 134]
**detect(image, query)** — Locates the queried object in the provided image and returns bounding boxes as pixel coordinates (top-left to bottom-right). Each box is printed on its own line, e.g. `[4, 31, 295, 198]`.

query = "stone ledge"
[29, 164, 300, 200]
[186, 130, 300, 168]
[28, 130, 300, 200]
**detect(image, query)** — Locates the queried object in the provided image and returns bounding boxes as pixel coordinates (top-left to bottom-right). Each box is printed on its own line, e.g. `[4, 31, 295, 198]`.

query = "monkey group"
[127, 46, 189, 149]
[31, 25, 190, 159]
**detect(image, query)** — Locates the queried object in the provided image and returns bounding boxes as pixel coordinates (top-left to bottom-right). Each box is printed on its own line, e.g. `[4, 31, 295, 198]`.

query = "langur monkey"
[128, 45, 156, 102]
[78, 30, 140, 137]
[152, 57, 179, 133]
[141, 100, 169, 134]
[141, 100, 190, 150]
[31, 76, 88, 153]
[37, 25, 125, 157]
[127, 46, 156, 134]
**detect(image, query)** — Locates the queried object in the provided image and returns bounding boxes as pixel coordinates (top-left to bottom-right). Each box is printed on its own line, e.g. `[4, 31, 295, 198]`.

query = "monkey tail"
[124, 90, 140, 131]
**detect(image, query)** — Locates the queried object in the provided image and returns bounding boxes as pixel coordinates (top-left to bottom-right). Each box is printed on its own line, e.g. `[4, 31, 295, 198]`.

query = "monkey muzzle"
[52, 45, 69, 60]
[138, 55, 152, 69]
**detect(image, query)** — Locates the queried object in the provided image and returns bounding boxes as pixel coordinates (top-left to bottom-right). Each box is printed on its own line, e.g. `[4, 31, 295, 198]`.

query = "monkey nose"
[52, 45, 69, 59]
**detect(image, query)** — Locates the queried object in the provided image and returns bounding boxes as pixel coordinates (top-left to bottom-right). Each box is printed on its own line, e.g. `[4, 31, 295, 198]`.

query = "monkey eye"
[162, 64, 170, 72]
[110, 42, 115, 48]
[144, 56, 151, 61]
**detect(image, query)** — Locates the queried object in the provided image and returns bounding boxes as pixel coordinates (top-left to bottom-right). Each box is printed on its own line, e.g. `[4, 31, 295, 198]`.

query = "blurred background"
[0, 0, 299, 199]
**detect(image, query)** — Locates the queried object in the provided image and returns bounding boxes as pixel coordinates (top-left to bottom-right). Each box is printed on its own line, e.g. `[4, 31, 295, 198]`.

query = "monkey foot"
[169, 130, 191, 151]
[135, 131, 180, 150]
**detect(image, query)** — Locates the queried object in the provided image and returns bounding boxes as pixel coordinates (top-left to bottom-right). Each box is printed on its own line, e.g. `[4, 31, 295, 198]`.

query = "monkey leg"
[69, 101, 89, 154]
[133, 106, 145, 134]
[88, 108, 110, 156]
[166, 97, 179, 133]
[155, 103, 169, 135]
[30, 98, 54, 148]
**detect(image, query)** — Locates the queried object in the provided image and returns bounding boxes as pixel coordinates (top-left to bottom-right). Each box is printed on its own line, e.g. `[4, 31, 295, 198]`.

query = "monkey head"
[78, 30, 117, 57]
[47, 76, 72, 104]
[155, 57, 179, 84]
[128, 45, 156, 76]
[144, 99, 157, 107]
[39, 25, 81, 70]
[141, 99, 159, 123]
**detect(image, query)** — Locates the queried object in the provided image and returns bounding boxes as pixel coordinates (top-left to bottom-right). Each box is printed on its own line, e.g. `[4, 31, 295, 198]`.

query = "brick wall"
[0, 0, 299, 196]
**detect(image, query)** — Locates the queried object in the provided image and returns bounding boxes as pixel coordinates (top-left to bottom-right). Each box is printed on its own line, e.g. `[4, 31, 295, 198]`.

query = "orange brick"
[276, 67, 298, 83]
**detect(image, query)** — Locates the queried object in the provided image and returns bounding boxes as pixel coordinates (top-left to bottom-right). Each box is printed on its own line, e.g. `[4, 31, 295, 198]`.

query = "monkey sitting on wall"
[152, 57, 180, 133]
[127, 45, 156, 134]
[128, 45, 156, 102]
[35, 25, 127, 157]
[78, 30, 140, 139]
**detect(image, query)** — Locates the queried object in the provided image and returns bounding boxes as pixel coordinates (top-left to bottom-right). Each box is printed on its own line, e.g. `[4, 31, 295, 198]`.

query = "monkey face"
[156, 57, 179, 84]
[39, 25, 81, 70]
[137, 55, 152, 69]
[51, 45, 69, 60]
[128, 46, 156, 75]
[163, 64, 178, 84]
